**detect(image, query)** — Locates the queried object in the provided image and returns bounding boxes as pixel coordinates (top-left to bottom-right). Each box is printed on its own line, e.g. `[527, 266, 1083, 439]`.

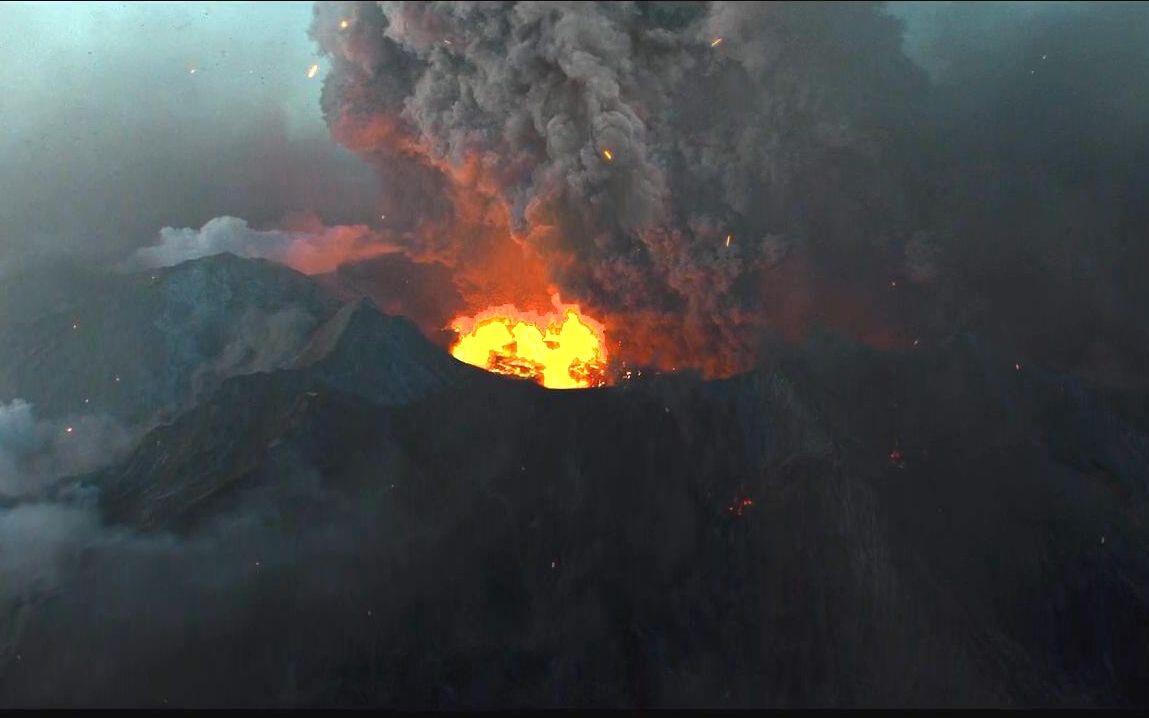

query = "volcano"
[6, 1, 1149, 709]
[1, 255, 1147, 708]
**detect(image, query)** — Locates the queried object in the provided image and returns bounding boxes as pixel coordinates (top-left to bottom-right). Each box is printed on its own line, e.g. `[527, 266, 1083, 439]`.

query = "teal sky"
[0, 1, 377, 268]
[1, 1, 327, 142]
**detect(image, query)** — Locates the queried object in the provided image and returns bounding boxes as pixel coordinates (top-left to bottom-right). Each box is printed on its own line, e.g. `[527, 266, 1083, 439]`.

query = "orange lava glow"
[450, 298, 608, 389]
[323, 108, 909, 387]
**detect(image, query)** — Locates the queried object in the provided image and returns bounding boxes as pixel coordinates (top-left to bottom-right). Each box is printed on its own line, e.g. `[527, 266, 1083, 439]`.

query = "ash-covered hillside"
[0, 254, 341, 427]
[1, 255, 1148, 708]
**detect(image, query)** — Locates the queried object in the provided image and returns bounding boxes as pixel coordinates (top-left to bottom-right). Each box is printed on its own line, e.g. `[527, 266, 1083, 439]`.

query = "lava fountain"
[450, 296, 608, 389]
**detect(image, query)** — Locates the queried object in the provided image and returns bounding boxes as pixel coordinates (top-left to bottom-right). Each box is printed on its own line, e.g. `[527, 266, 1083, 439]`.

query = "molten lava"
[450, 299, 608, 389]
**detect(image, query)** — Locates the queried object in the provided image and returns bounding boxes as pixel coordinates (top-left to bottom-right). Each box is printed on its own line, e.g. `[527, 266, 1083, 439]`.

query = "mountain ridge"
[3, 254, 1148, 708]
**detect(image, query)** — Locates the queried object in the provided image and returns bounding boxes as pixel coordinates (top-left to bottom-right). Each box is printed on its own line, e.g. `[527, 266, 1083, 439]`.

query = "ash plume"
[309, 1, 927, 375]
[0, 462, 408, 707]
[306, 1, 1149, 385]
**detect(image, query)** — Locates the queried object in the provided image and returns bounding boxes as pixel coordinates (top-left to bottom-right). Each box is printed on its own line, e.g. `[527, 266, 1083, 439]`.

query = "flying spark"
[602, 148, 613, 162]
[728, 496, 754, 517]
[710, 37, 724, 47]
[339, 19, 349, 30]
[889, 447, 905, 467]
[307, 63, 320, 79]
[65, 426, 73, 434]
[725, 234, 732, 248]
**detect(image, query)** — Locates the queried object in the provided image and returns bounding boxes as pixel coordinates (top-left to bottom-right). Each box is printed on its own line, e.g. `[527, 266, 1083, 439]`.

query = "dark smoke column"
[310, 1, 929, 376]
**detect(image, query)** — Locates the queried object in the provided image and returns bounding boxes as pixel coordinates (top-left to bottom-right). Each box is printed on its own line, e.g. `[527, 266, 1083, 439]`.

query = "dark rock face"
[2, 256, 1148, 708]
[294, 298, 475, 407]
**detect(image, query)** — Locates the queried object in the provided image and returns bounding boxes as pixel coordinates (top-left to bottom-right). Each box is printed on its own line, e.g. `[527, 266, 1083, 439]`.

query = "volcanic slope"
[0, 253, 340, 425]
[3, 256, 1149, 708]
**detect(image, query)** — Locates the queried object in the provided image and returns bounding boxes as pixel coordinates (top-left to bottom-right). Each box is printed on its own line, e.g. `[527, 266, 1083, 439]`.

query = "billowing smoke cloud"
[133, 216, 397, 275]
[0, 459, 412, 707]
[0, 400, 133, 498]
[0, 502, 102, 611]
[301, 1, 1149, 385]
[306, 1, 927, 375]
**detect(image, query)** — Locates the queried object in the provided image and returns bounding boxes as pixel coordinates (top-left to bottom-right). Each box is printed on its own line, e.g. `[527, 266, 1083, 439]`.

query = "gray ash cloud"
[305, 1, 1149, 384]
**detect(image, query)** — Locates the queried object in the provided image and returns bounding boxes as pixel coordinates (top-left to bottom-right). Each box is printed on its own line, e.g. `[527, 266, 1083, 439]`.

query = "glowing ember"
[307, 63, 320, 79]
[889, 447, 905, 468]
[728, 496, 753, 517]
[710, 37, 724, 47]
[339, 19, 349, 30]
[450, 298, 608, 389]
[602, 148, 613, 162]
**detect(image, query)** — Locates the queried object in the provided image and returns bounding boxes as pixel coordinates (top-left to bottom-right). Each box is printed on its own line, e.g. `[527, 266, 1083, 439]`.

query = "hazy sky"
[1, 1, 326, 137]
[0, 1, 377, 270]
